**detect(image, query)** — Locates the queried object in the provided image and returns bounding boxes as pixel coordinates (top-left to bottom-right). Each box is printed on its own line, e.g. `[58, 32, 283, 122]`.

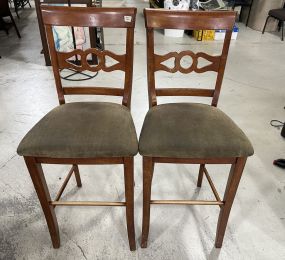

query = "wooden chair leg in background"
[246, 4, 252, 26]
[73, 164, 82, 187]
[141, 157, 154, 248]
[262, 16, 271, 34]
[124, 157, 136, 251]
[9, 14, 21, 38]
[13, 0, 20, 19]
[24, 156, 60, 248]
[215, 157, 247, 248]
[197, 164, 205, 188]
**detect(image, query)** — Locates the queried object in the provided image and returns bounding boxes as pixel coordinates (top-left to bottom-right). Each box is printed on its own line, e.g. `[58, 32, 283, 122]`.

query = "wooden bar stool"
[139, 9, 254, 249]
[17, 6, 137, 250]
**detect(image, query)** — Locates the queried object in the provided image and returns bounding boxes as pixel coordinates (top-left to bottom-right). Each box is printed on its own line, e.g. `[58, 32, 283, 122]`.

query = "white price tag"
[124, 16, 132, 23]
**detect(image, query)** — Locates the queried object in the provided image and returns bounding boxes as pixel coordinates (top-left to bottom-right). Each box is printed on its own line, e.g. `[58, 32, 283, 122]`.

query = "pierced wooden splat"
[57, 48, 126, 72]
[154, 50, 220, 74]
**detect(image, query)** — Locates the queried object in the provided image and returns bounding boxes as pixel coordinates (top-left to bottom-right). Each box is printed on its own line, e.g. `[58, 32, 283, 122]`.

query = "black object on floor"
[270, 119, 285, 138]
[273, 159, 285, 169]
[13, 0, 32, 19]
[281, 124, 285, 137]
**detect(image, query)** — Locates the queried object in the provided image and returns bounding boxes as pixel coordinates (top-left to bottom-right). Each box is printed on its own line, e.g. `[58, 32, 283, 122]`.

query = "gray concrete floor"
[1, 0, 285, 259]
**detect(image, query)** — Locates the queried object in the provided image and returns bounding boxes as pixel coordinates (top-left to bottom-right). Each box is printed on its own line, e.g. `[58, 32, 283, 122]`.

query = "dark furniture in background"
[262, 8, 285, 40]
[0, 0, 21, 38]
[232, 0, 253, 26]
[282, 123, 285, 137]
[11, 0, 31, 19]
[17, 6, 137, 250]
[140, 9, 254, 249]
[149, 0, 163, 8]
[149, 0, 254, 26]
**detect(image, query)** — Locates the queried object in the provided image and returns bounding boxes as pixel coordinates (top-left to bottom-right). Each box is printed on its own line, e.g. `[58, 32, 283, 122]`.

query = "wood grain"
[144, 8, 236, 30]
[41, 6, 137, 28]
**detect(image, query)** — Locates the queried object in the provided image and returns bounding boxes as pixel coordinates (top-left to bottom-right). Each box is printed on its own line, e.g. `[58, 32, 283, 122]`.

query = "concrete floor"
[1, 0, 285, 259]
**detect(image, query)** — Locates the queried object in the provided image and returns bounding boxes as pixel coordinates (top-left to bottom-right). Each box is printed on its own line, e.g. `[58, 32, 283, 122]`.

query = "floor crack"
[62, 230, 87, 260]
[76, 243, 87, 260]
[0, 154, 17, 170]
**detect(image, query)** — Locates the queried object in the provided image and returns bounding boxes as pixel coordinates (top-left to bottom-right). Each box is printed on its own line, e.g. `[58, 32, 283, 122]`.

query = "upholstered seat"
[18, 102, 138, 158]
[139, 103, 254, 158]
[263, 8, 285, 41]
[269, 8, 285, 21]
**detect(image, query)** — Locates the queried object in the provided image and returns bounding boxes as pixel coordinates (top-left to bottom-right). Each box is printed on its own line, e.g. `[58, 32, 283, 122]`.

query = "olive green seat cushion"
[139, 103, 254, 158]
[17, 102, 138, 158]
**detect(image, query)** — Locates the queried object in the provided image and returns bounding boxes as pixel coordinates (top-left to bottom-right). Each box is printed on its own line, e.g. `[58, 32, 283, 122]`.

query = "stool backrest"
[41, 6, 137, 108]
[144, 8, 236, 107]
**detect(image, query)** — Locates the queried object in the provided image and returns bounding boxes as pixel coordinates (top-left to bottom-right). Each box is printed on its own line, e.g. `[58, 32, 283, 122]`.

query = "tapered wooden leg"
[141, 157, 154, 248]
[123, 157, 136, 251]
[215, 157, 247, 248]
[24, 157, 60, 248]
[73, 164, 82, 187]
[197, 164, 205, 187]
[262, 16, 270, 34]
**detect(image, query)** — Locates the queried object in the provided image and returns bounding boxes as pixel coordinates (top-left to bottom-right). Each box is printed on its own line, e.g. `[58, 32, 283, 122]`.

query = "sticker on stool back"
[124, 16, 132, 22]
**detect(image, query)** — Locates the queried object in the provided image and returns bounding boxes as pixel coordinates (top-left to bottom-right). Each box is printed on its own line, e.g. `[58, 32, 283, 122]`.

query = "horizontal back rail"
[155, 88, 215, 97]
[63, 87, 124, 96]
[41, 6, 137, 28]
[144, 8, 236, 30]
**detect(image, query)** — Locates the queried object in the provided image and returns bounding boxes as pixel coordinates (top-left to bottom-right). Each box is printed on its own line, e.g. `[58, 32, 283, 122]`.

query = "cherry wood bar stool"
[17, 6, 137, 250]
[140, 9, 254, 249]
